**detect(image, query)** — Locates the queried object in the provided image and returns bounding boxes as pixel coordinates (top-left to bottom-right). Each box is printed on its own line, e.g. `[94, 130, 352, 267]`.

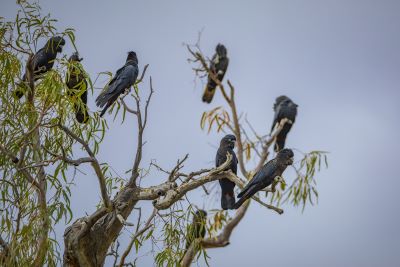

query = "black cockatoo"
[216, 134, 238, 210]
[66, 52, 89, 124]
[185, 210, 207, 249]
[16, 36, 66, 98]
[96, 51, 138, 117]
[271, 95, 298, 152]
[233, 148, 294, 209]
[202, 44, 229, 103]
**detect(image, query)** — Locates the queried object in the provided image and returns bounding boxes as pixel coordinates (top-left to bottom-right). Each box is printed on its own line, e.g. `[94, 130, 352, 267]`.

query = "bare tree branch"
[152, 154, 233, 209]
[136, 64, 149, 84]
[118, 208, 157, 267]
[129, 77, 154, 185]
[169, 154, 189, 182]
[41, 145, 94, 166]
[58, 124, 112, 209]
[120, 98, 138, 115]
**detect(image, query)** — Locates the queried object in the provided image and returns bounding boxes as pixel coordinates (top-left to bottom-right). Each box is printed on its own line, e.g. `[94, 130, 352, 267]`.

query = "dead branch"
[152, 154, 233, 209]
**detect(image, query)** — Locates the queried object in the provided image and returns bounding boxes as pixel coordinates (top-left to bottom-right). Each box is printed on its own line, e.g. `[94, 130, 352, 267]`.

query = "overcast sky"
[2, 0, 400, 266]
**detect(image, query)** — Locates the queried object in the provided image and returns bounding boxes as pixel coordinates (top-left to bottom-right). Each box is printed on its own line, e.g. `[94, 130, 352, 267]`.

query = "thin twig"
[136, 64, 149, 84]
[120, 98, 138, 115]
[118, 208, 157, 267]
[169, 154, 189, 182]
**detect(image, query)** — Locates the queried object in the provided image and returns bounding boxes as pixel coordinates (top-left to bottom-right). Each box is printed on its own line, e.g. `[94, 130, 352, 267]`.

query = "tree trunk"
[63, 186, 139, 266]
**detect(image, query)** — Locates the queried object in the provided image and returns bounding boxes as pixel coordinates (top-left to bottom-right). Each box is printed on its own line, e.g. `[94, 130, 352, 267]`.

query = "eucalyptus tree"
[0, 2, 328, 266]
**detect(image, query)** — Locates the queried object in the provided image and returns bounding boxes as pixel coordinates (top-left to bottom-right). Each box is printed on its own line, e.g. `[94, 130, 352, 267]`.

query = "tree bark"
[63, 186, 140, 266]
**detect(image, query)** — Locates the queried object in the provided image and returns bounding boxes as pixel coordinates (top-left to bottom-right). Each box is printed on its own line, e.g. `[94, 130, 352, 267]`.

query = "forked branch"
[58, 124, 112, 209]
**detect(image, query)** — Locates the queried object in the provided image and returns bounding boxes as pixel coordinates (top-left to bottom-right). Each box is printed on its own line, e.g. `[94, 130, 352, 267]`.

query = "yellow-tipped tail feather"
[202, 85, 216, 103]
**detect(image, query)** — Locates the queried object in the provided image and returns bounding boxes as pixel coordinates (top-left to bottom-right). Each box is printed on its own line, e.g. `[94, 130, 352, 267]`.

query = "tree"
[0, 2, 328, 266]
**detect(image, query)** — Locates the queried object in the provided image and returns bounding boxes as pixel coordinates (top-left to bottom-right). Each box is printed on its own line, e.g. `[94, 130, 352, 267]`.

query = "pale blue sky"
[2, 0, 400, 266]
